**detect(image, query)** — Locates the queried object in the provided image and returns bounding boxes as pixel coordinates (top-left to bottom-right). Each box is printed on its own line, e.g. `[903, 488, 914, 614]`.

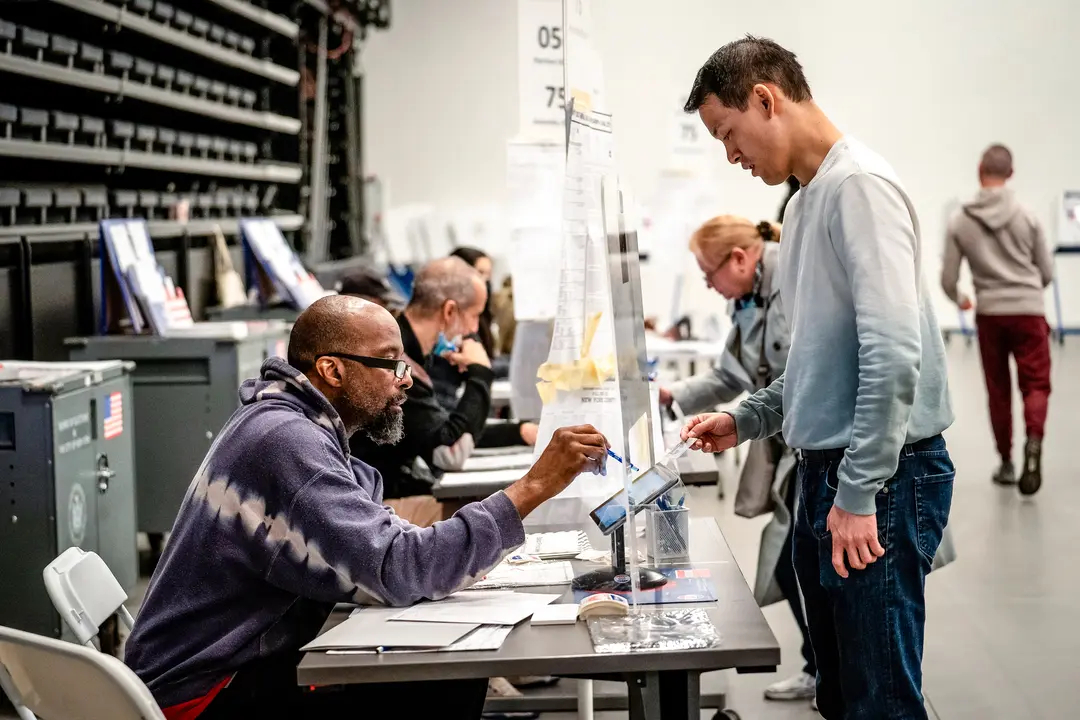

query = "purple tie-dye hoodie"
[124, 357, 525, 708]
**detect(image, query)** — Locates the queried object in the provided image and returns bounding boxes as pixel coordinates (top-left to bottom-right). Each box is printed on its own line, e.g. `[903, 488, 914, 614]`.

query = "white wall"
[362, 0, 1080, 327]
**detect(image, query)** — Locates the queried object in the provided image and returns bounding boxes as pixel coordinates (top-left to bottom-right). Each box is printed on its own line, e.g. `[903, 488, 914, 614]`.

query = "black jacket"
[351, 314, 495, 499]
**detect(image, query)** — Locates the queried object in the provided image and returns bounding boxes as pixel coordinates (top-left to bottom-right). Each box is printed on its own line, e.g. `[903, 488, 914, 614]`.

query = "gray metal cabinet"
[65, 323, 290, 544]
[0, 361, 137, 639]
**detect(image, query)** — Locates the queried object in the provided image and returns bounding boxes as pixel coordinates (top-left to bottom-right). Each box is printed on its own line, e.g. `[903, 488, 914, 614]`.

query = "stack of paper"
[461, 453, 534, 472]
[304, 592, 559, 655]
[469, 560, 575, 590]
[300, 607, 476, 652]
[522, 531, 592, 559]
[390, 591, 560, 626]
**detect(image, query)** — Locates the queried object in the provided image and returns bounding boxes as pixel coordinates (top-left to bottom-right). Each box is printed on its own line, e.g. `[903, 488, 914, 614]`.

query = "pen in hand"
[606, 448, 639, 472]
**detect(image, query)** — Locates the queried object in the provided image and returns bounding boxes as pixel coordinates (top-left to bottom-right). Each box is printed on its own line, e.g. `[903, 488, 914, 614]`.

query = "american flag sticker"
[103, 392, 124, 440]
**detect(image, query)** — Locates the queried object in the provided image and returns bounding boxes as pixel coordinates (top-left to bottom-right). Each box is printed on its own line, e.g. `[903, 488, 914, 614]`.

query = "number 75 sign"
[518, 0, 565, 139]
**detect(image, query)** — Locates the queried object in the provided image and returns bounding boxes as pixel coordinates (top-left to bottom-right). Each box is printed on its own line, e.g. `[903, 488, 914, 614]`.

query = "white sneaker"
[764, 671, 817, 701]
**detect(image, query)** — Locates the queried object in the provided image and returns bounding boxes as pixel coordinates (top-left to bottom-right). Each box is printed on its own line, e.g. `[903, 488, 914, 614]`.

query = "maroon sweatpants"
[975, 314, 1052, 459]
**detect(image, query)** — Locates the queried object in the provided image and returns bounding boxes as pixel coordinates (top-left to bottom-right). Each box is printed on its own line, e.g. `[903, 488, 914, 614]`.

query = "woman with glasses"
[657, 215, 818, 707]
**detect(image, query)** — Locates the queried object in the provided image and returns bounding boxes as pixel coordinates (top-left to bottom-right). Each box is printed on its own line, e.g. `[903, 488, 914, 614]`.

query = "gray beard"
[364, 407, 404, 446]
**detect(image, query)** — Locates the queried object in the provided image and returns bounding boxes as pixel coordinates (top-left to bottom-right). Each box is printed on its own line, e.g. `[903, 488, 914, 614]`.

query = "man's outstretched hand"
[680, 412, 738, 454]
[827, 505, 885, 578]
[504, 424, 609, 518]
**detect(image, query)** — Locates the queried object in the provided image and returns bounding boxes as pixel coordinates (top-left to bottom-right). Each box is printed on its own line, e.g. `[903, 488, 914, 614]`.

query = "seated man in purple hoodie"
[124, 294, 609, 720]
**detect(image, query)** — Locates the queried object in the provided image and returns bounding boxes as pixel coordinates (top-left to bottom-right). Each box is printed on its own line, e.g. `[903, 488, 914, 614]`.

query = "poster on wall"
[517, 0, 565, 140]
[1059, 190, 1080, 248]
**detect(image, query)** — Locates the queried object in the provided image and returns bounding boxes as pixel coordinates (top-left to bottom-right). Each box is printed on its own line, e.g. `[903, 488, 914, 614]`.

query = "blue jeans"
[793, 435, 954, 720]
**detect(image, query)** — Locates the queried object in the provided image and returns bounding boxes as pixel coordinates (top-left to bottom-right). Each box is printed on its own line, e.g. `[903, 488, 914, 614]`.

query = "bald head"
[288, 294, 398, 371]
[980, 144, 1013, 181]
[288, 294, 410, 441]
[408, 256, 483, 317]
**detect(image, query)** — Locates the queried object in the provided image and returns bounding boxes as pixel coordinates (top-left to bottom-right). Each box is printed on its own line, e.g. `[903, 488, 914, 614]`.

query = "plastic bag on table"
[586, 608, 721, 654]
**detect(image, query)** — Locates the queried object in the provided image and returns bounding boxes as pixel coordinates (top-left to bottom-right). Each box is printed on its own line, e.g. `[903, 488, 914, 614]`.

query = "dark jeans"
[198, 653, 488, 720]
[793, 435, 954, 720]
[774, 466, 817, 676]
[975, 314, 1051, 459]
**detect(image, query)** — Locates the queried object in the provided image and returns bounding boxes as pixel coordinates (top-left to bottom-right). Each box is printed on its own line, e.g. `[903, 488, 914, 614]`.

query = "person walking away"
[658, 215, 817, 705]
[941, 144, 1053, 495]
[680, 35, 955, 720]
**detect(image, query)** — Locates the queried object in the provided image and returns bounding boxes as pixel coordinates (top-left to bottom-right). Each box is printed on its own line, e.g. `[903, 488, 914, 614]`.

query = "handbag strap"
[753, 261, 773, 390]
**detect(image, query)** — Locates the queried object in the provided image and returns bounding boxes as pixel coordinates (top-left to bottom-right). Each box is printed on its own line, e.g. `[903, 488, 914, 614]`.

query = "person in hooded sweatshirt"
[942, 144, 1054, 495]
[123, 294, 609, 720]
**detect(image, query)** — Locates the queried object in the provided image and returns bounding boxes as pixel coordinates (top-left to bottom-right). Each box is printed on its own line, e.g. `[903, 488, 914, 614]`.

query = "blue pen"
[606, 448, 639, 472]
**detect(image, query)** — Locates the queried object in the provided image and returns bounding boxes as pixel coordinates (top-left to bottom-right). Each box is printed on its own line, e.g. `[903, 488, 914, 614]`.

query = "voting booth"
[0, 361, 137, 640]
[240, 218, 329, 310]
[68, 220, 291, 558]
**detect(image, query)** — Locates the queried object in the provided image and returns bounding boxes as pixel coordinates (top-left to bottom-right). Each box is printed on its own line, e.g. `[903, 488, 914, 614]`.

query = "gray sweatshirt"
[941, 187, 1053, 316]
[730, 137, 953, 516]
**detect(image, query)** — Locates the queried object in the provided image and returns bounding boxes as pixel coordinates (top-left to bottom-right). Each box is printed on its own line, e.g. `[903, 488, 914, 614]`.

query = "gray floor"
[4, 342, 1074, 719]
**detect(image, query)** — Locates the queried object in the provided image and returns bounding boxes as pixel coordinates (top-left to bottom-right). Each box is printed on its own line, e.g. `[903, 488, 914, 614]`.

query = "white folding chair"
[42, 547, 135, 648]
[0, 624, 164, 720]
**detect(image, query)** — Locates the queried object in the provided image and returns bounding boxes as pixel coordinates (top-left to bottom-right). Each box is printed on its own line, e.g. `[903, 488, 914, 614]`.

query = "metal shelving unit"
[0, 1, 390, 361]
[203, 0, 299, 39]
[49, 0, 299, 85]
[0, 54, 301, 133]
[0, 138, 302, 183]
[0, 214, 304, 240]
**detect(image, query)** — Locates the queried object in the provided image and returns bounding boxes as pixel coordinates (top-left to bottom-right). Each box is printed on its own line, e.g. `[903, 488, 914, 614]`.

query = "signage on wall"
[1059, 190, 1080, 248]
[518, 0, 565, 139]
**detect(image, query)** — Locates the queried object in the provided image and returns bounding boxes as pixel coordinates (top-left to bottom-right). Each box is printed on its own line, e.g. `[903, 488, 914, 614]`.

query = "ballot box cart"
[65, 323, 290, 561]
[0, 361, 137, 642]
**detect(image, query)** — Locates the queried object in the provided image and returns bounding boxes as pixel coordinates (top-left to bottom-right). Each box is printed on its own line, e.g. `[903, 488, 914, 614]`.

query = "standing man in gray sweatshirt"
[942, 144, 1053, 495]
[679, 36, 954, 720]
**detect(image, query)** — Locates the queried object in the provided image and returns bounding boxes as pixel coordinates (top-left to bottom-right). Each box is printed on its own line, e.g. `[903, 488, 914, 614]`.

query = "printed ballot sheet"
[389, 591, 560, 626]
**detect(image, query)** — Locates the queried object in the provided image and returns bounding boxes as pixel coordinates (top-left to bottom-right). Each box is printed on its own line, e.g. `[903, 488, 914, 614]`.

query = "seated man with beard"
[124, 294, 609, 720]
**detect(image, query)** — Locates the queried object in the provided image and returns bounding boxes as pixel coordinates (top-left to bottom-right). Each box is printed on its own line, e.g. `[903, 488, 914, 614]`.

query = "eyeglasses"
[702, 254, 733, 288]
[319, 353, 412, 379]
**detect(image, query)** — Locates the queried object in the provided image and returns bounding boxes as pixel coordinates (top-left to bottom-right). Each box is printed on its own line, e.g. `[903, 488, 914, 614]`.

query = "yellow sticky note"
[536, 381, 557, 405]
[537, 362, 562, 383]
[592, 354, 617, 382]
[554, 366, 579, 390]
[570, 88, 592, 113]
[581, 311, 603, 357]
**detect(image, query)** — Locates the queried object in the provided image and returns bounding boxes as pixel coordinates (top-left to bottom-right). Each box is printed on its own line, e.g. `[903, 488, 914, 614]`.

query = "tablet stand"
[570, 525, 667, 592]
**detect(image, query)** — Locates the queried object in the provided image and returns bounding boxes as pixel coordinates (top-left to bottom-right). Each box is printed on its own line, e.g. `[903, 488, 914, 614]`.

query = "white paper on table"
[461, 453, 534, 473]
[468, 561, 575, 590]
[389, 591, 560, 626]
[437, 467, 526, 488]
[325, 624, 515, 655]
[443, 625, 515, 652]
[300, 606, 477, 652]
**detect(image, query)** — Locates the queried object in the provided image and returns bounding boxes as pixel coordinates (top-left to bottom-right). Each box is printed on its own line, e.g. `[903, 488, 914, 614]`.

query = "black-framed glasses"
[319, 353, 411, 379]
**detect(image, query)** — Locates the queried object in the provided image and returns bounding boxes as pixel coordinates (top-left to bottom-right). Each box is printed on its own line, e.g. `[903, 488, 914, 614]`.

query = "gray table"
[433, 467, 523, 501]
[297, 518, 780, 719]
